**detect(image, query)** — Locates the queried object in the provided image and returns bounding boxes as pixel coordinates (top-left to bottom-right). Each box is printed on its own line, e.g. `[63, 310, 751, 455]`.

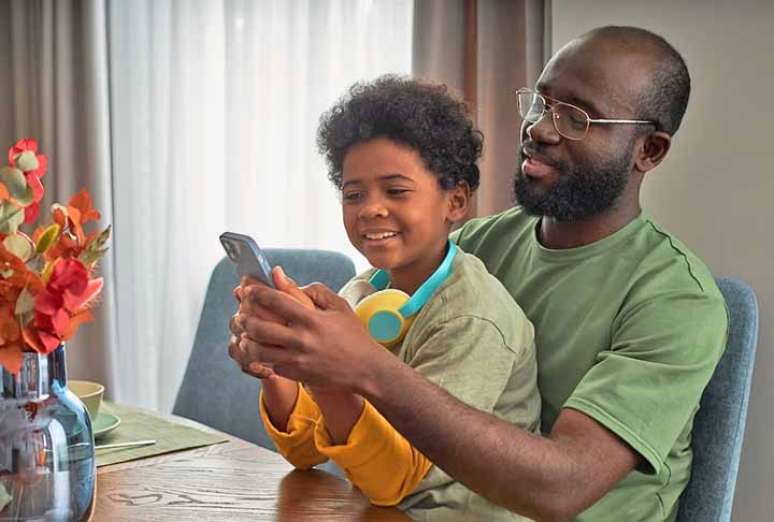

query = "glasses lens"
[552, 103, 589, 140]
[518, 90, 544, 122]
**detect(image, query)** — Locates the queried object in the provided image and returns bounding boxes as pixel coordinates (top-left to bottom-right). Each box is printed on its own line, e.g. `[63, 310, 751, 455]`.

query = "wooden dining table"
[93, 414, 409, 521]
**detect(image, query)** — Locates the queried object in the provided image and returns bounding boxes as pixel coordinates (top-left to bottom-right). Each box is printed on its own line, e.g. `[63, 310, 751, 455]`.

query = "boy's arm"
[260, 382, 328, 469]
[310, 388, 433, 506]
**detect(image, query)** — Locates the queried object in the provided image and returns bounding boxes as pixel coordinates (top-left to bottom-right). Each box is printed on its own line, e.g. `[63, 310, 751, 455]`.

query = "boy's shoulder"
[452, 206, 537, 251]
[416, 249, 534, 355]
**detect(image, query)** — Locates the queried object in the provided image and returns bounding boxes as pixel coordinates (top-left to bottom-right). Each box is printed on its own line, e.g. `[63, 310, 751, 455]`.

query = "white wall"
[551, 1, 773, 520]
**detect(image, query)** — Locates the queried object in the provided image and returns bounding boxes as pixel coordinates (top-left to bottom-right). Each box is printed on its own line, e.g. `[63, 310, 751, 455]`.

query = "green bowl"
[69, 380, 104, 420]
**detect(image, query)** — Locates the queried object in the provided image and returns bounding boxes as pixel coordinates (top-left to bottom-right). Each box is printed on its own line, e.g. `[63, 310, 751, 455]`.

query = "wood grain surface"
[94, 422, 408, 521]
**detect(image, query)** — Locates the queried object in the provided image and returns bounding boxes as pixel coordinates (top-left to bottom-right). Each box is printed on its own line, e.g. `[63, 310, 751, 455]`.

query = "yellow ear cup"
[355, 288, 415, 348]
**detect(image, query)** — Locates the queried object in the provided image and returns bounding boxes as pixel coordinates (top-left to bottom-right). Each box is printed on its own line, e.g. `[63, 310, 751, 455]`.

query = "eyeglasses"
[516, 88, 656, 141]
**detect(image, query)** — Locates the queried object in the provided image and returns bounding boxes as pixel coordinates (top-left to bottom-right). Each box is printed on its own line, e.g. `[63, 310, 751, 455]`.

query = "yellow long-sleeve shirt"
[260, 384, 432, 505]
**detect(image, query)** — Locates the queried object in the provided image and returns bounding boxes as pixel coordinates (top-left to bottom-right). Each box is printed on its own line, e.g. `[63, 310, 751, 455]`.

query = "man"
[231, 26, 727, 521]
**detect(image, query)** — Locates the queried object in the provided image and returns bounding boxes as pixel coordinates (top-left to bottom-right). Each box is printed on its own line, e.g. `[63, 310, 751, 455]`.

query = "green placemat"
[95, 401, 228, 467]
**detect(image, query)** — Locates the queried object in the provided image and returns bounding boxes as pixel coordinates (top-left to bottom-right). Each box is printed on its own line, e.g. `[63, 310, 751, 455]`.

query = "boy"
[235, 76, 540, 521]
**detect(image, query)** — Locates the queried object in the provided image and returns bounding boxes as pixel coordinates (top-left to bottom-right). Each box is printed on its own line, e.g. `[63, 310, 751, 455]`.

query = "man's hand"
[237, 281, 387, 389]
[228, 266, 314, 380]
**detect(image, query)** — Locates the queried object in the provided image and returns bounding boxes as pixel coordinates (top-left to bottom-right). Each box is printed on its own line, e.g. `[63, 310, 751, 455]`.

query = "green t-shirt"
[452, 207, 728, 522]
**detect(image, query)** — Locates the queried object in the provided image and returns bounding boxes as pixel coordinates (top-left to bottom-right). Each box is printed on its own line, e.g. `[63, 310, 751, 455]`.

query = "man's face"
[514, 128, 636, 221]
[514, 38, 650, 221]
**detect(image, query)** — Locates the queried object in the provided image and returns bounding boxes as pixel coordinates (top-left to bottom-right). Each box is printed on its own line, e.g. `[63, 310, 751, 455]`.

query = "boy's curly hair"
[317, 75, 482, 191]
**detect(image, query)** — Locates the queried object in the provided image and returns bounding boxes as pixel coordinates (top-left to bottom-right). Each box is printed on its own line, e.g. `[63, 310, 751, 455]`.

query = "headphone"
[355, 240, 458, 348]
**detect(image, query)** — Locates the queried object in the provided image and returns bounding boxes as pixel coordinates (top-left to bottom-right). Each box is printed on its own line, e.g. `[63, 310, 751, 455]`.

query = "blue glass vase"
[0, 345, 96, 521]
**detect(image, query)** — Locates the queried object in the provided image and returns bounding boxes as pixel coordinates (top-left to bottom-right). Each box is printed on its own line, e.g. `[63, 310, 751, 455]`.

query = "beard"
[513, 140, 634, 221]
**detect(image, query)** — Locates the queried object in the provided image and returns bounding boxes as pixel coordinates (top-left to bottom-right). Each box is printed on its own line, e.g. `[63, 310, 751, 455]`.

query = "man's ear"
[635, 131, 671, 173]
[447, 182, 472, 223]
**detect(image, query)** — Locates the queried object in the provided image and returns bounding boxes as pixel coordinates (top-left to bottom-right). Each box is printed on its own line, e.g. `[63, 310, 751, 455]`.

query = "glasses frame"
[516, 88, 657, 141]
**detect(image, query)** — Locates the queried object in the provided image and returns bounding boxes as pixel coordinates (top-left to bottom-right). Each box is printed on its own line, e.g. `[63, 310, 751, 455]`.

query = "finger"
[240, 314, 297, 347]
[255, 344, 297, 367]
[229, 314, 243, 335]
[238, 301, 284, 324]
[273, 266, 315, 309]
[244, 362, 275, 379]
[236, 276, 265, 302]
[243, 284, 316, 326]
[228, 335, 248, 367]
[238, 335, 269, 362]
[301, 282, 349, 311]
[240, 276, 264, 287]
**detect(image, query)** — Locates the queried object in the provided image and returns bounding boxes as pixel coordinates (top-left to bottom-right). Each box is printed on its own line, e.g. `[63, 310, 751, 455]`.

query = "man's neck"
[538, 203, 642, 249]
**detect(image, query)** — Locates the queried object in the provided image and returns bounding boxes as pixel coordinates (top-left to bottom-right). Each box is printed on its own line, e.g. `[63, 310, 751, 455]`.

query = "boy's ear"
[447, 182, 472, 223]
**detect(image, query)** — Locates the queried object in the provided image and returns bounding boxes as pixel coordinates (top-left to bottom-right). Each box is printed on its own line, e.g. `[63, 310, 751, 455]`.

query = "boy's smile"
[341, 137, 466, 294]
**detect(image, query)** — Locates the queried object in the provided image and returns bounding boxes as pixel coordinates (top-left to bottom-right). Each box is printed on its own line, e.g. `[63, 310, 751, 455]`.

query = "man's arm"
[361, 351, 638, 521]
[237, 282, 638, 521]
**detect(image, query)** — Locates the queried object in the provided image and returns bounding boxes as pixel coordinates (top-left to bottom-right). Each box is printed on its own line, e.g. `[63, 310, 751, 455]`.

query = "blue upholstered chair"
[173, 249, 356, 450]
[676, 277, 759, 522]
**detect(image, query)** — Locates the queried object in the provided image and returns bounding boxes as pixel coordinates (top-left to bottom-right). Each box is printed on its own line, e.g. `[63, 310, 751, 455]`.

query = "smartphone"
[219, 232, 275, 288]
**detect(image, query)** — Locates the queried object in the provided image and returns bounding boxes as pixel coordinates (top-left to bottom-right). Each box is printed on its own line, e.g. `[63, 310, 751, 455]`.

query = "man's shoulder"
[628, 215, 723, 301]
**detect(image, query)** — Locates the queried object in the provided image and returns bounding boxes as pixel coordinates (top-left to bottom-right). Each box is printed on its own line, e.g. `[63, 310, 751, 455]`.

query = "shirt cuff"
[260, 384, 321, 447]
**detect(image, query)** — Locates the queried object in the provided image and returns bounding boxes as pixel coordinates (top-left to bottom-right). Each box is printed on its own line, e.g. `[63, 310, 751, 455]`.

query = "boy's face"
[341, 137, 467, 293]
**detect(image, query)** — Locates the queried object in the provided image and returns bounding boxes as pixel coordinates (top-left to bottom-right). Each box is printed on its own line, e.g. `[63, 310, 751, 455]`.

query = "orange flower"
[44, 191, 99, 260]
[69, 190, 100, 224]
[0, 139, 109, 374]
[0, 343, 24, 374]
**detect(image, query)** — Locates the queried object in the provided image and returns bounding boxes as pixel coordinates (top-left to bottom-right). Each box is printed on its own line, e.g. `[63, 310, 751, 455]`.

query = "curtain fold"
[108, 0, 413, 410]
[413, 0, 545, 218]
[0, 0, 119, 394]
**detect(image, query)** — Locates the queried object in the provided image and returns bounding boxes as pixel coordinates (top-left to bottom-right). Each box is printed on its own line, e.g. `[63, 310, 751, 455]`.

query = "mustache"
[520, 141, 562, 170]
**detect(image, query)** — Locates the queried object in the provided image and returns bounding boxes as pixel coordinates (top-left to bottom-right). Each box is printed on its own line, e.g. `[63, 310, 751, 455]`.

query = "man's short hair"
[588, 26, 691, 136]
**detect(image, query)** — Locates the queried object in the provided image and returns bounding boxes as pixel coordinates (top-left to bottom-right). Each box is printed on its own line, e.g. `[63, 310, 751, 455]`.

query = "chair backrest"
[677, 277, 759, 522]
[173, 249, 356, 449]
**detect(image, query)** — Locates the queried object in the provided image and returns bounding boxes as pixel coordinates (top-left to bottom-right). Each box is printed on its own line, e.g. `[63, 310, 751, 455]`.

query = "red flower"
[31, 259, 96, 354]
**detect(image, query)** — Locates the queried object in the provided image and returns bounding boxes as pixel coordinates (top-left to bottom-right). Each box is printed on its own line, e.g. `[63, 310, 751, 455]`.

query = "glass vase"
[0, 345, 96, 521]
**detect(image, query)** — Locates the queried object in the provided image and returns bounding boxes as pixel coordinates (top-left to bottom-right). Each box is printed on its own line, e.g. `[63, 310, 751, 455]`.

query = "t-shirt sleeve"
[407, 314, 522, 416]
[563, 287, 728, 474]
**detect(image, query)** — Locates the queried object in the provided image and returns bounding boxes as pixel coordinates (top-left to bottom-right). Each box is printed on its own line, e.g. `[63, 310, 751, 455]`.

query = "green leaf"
[0, 481, 12, 511]
[79, 224, 111, 266]
[15, 287, 35, 317]
[0, 202, 24, 234]
[36, 224, 61, 255]
[3, 232, 34, 261]
[0, 166, 31, 204]
[15, 150, 39, 172]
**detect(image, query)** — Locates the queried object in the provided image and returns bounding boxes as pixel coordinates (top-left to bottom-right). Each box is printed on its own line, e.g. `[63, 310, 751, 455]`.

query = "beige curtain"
[0, 0, 118, 393]
[413, 0, 545, 217]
